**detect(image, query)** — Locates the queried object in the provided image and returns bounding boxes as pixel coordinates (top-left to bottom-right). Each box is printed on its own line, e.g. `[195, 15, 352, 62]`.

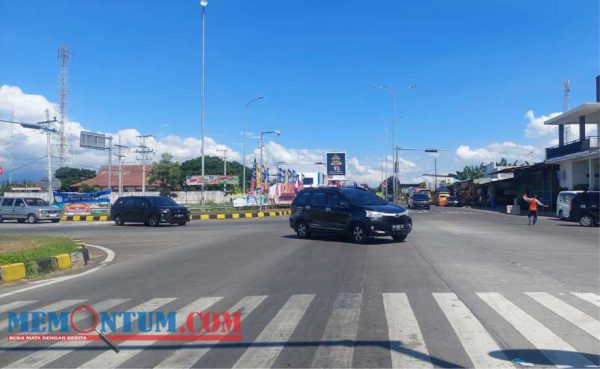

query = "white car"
[556, 191, 582, 219]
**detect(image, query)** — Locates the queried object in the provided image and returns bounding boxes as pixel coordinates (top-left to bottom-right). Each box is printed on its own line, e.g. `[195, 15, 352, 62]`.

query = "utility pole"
[217, 148, 228, 192]
[135, 135, 154, 194]
[107, 137, 113, 193]
[45, 110, 53, 202]
[58, 44, 70, 167]
[114, 137, 128, 198]
[200, 0, 208, 206]
[563, 80, 571, 142]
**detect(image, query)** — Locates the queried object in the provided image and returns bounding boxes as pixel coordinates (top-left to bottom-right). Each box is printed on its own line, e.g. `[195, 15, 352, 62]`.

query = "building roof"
[544, 103, 600, 125]
[73, 164, 156, 188]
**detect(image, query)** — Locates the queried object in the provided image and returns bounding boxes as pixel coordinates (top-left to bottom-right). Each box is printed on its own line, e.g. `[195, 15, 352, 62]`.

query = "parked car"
[568, 191, 599, 227]
[0, 197, 62, 223]
[556, 190, 582, 219]
[289, 187, 412, 243]
[446, 196, 462, 207]
[408, 192, 431, 210]
[110, 196, 190, 227]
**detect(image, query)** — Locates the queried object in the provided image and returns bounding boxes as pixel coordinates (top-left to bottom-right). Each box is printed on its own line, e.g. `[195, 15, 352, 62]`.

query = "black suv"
[110, 196, 190, 227]
[568, 191, 599, 227]
[289, 187, 412, 243]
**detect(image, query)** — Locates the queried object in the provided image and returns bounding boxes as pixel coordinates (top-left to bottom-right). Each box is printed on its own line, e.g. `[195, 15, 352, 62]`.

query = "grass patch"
[0, 234, 78, 266]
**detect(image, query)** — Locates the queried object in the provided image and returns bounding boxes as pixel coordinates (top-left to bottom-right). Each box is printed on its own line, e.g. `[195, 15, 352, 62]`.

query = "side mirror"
[339, 201, 349, 208]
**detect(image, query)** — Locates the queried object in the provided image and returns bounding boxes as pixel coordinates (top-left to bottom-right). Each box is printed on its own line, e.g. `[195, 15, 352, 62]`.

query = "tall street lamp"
[243, 96, 264, 194]
[259, 130, 280, 209]
[372, 83, 415, 203]
[200, 0, 208, 206]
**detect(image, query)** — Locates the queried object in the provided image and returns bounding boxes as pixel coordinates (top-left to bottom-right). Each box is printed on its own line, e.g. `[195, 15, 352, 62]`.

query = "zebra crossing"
[0, 291, 598, 368]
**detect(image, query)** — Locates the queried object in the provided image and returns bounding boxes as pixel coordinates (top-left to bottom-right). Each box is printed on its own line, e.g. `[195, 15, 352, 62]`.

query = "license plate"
[392, 224, 402, 230]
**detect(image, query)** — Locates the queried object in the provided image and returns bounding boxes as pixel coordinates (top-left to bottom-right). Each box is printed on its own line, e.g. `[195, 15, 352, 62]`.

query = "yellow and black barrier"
[61, 210, 291, 222]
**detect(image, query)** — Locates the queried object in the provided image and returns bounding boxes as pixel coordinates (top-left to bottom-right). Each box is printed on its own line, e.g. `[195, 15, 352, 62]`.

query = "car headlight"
[398, 209, 409, 217]
[365, 210, 385, 218]
[40, 210, 47, 214]
[161, 209, 170, 214]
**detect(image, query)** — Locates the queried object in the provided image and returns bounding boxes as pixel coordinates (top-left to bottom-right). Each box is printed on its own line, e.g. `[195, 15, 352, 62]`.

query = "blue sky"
[0, 0, 598, 183]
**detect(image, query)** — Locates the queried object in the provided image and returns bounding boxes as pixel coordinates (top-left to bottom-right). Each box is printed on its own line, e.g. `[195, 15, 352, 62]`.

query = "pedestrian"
[522, 193, 548, 226]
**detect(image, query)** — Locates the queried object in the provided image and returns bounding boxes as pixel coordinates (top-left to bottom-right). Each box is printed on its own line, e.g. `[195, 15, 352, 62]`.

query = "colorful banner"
[231, 194, 267, 207]
[326, 152, 346, 177]
[186, 175, 240, 186]
[53, 190, 111, 216]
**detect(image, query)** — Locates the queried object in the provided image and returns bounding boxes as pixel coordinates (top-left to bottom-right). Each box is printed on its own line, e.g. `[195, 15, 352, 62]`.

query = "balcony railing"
[546, 136, 599, 160]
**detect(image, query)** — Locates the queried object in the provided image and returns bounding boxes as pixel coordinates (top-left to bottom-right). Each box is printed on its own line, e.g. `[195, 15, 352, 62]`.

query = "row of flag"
[248, 158, 304, 194]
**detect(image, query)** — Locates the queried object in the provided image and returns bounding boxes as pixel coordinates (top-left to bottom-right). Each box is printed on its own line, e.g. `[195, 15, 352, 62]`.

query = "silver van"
[0, 197, 62, 223]
[556, 191, 582, 219]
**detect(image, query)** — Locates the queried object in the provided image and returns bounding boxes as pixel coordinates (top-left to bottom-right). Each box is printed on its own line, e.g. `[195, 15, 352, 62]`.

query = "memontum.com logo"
[7, 305, 242, 342]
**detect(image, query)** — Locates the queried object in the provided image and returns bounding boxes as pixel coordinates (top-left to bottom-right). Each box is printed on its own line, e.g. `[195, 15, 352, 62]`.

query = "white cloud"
[0, 84, 241, 180]
[524, 110, 561, 138]
[456, 142, 542, 163]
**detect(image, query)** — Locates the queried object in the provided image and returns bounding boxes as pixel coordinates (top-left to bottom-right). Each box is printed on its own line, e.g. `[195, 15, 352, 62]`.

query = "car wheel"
[351, 223, 369, 244]
[295, 221, 311, 239]
[148, 215, 159, 227]
[27, 214, 38, 224]
[392, 233, 407, 242]
[579, 214, 594, 227]
[178, 221, 187, 226]
[558, 210, 564, 219]
[51, 219, 60, 223]
[0, 215, 3, 223]
[114, 215, 124, 226]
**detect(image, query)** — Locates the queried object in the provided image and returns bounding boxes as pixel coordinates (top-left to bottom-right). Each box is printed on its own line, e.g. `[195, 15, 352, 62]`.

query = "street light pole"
[200, 0, 208, 206]
[243, 96, 264, 195]
[217, 148, 228, 192]
[372, 84, 415, 203]
[259, 130, 280, 210]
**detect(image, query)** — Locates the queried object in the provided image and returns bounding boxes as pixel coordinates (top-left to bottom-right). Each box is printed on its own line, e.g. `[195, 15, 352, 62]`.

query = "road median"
[61, 209, 291, 222]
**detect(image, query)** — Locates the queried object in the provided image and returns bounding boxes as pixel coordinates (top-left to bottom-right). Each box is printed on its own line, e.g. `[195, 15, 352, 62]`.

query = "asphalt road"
[0, 207, 598, 368]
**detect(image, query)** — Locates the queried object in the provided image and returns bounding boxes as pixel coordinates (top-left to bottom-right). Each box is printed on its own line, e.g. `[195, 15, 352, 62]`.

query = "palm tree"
[450, 164, 486, 181]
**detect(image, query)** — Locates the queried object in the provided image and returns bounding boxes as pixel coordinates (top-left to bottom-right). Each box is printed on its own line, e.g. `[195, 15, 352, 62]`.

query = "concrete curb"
[60, 210, 292, 222]
[0, 239, 90, 285]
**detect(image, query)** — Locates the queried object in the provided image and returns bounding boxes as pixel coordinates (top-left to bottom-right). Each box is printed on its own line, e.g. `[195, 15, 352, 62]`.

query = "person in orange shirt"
[523, 194, 548, 226]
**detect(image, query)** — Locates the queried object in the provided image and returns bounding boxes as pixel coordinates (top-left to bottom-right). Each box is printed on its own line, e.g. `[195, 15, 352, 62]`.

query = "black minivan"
[568, 191, 599, 227]
[289, 187, 412, 243]
[110, 196, 190, 227]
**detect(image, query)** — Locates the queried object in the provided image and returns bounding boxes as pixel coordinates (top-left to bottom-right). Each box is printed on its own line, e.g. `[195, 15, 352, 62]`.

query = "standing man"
[523, 194, 548, 226]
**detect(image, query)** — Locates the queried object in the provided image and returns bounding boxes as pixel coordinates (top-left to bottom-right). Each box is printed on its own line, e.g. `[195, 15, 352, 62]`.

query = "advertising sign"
[231, 194, 266, 207]
[53, 190, 111, 216]
[186, 175, 240, 186]
[326, 152, 346, 178]
[80, 132, 106, 151]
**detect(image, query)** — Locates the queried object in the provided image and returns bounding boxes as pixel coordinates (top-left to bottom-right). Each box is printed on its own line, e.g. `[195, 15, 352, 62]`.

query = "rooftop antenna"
[563, 80, 570, 142]
[58, 44, 70, 166]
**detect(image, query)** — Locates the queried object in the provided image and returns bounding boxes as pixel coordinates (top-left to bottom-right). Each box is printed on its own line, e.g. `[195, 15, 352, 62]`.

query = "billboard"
[80, 132, 106, 150]
[186, 175, 240, 186]
[326, 152, 346, 178]
[53, 190, 112, 216]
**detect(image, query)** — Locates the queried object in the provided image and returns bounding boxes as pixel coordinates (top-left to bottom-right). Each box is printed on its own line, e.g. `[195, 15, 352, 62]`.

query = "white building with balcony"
[544, 100, 599, 191]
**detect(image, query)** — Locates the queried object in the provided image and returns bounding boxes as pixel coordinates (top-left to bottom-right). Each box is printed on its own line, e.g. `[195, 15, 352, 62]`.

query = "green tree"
[79, 184, 100, 193]
[149, 153, 182, 197]
[55, 167, 97, 191]
[450, 164, 486, 181]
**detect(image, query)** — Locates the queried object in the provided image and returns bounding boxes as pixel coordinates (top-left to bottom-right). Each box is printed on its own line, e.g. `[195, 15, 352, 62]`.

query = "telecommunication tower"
[58, 44, 70, 166]
[563, 80, 571, 142]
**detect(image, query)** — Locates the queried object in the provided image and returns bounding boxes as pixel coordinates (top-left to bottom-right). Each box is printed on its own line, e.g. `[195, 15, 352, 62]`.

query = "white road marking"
[155, 295, 268, 368]
[0, 299, 84, 334]
[571, 292, 600, 308]
[526, 292, 600, 339]
[0, 300, 37, 314]
[478, 292, 595, 368]
[233, 294, 315, 369]
[0, 244, 115, 299]
[433, 293, 514, 368]
[79, 297, 222, 368]
[311, 293, 362, 368]
[383, 293, 433, 369]
[2, 298, 175, 368]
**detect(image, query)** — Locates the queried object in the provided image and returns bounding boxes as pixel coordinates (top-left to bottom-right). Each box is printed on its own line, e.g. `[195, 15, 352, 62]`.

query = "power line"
[4, 156, 46, 174]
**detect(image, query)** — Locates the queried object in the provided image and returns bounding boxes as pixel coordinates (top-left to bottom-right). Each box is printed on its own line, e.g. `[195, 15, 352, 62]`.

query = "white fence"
[2, 191, 228, 205]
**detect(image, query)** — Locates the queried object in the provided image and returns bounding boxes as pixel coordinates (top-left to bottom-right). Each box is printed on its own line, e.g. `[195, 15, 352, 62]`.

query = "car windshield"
[341, 189, 387, 206]
[413, 194, 429, 200]
[148, 197, 178, 206]
[448, 196, 458, 201]
[24, 198, 49, 206]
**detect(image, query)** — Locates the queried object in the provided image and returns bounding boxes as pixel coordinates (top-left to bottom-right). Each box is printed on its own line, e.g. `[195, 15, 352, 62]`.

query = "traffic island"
[60, 210, 292, 221]
[0, 234, 91, 284]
